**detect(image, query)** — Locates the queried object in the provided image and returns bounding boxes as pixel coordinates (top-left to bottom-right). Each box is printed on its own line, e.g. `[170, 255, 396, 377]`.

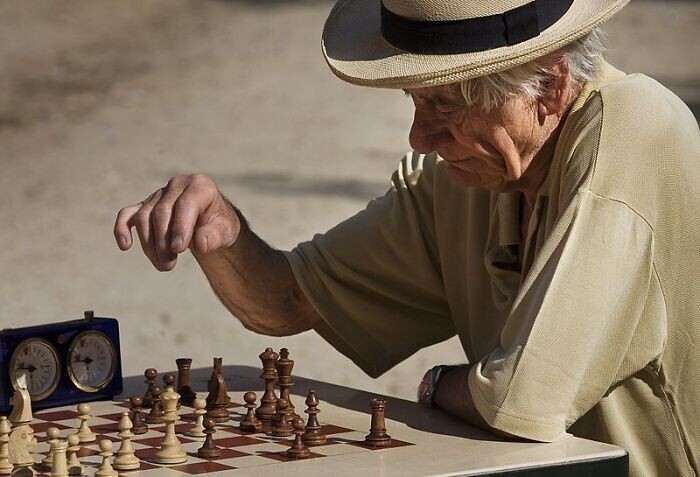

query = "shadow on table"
[119, 365, 502, 443]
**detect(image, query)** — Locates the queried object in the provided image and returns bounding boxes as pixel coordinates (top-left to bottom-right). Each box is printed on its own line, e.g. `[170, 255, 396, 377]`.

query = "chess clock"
[0, 311, 123, 413]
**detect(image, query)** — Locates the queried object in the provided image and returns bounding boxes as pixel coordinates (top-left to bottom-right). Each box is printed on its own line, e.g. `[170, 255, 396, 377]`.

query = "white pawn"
[66, 434, 82, 476]
[95, 439, 117, 477]
[113, 412, 139, 471]
[187, 397, 206, 440]
[76, 404, 96, 443]
[42, 427, 61, 469]
[51, 439, 68, 477]
[0, 417, 11, 475]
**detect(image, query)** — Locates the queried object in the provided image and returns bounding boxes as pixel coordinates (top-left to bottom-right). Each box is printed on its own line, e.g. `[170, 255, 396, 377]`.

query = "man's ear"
[537, 59, 572, 124]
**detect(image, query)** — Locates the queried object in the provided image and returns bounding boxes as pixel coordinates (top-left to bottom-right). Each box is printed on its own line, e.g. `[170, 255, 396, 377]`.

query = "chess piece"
[162, 374, 181, 409]
[42, 427, 61, 469]
[66, 434, 82, 476]
[205, 358, 230, 423]
[76, 403, 96, 443]
[8, 388, 32, 426]
[239, 392, 262, 432]
[275, 348, 299, 418]
[302, 389, 327, 446]
[286, 418, 311, 459]
[129, 395, 148, 435]
[175, 358, 196, 406]
[0, 417, 12, 475]
[95, 439, 117, 477]
[187, 397, 207, 440]
[256, 348, 279, 421]
[145, 385, 164, 424]
[197, 417, 220, 459]
[271, 398, 293, 437]
[51, 439, 68, 477]
[113, 412, 140, 471]
[143, 368, 158, 408]
[7, 423, 36, 471]
[154, 388, 187, 464]
[364, 397, 392, 448]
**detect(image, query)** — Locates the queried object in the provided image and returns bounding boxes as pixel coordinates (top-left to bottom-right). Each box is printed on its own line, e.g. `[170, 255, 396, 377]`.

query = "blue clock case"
[0, 316, 123, 414]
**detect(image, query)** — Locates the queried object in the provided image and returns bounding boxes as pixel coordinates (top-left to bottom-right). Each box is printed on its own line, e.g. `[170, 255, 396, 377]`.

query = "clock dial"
[9, 338, 61, 401]
[67, 331, 116, 392]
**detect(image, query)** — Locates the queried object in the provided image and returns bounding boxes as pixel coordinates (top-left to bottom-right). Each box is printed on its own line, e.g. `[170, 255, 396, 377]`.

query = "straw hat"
[322, 0, 629, 88]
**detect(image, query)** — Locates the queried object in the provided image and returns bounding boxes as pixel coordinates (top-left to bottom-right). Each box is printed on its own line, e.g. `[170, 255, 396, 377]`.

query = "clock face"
[9, 338, 61, 401]
[67, 331, 116, 392]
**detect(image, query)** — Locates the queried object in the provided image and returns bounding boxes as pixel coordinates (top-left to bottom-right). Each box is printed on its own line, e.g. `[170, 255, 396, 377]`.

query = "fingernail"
[171, 235, 183, 251]
[119, 236, 128, 249]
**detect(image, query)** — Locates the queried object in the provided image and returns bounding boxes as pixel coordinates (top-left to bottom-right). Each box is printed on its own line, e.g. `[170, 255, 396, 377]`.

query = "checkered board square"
[26, 396, 413, 476]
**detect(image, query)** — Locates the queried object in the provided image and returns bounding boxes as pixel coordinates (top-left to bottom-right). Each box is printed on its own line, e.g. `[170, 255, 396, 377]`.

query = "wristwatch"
[417, 365, 456, 407]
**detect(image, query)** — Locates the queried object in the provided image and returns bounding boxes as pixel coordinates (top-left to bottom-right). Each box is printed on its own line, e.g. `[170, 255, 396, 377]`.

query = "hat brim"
[322, 0, 629, 89]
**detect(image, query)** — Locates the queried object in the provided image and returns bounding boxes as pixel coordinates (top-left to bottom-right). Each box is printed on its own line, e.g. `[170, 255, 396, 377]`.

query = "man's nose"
[409, 108, 452, 154]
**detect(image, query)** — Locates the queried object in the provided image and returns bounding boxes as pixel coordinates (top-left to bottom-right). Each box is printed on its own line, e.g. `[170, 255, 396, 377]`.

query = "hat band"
[381, 0, 575, 55]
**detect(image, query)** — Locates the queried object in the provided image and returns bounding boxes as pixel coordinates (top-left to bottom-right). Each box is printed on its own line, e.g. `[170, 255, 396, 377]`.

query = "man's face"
[405, 83, 544, 192]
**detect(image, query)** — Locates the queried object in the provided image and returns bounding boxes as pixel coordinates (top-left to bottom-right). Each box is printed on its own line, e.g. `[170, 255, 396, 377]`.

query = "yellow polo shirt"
[284, 62, 700, 476]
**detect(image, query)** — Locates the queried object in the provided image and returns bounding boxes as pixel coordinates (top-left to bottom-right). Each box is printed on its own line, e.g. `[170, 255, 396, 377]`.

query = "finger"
[191, 219, 236, 255]
[170, 176, 218, 253]
[151, 182, 187, 265]
[132, 190, 163, 269]
[114, 203, 142, 250]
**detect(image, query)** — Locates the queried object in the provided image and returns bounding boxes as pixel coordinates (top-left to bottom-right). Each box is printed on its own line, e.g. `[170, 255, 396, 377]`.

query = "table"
[106, 364, 627, 476]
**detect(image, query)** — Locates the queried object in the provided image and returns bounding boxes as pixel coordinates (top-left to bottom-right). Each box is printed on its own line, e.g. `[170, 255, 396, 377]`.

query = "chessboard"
[28, 396, 413, 476]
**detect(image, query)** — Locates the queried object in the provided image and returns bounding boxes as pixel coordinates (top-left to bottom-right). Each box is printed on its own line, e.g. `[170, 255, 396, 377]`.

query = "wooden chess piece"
[66, 434, 82, 476]
[154, 387, 187, 465]
[7, 423, 36, 471]
[275, 348, 299, 418]
[163, 373, 180, 409]
[239, 392, 262, 432]
[197, 417, 221, 459]
[256, 348, 279, 422]
[205, 358, 230, 423]
[187, 397, 206, 440]
[286, 418, 311, 459]
[8, 388, 32, 426]
[113, 412, 140, 471]
[364, 397, 392, 448]
[302, 389, 327, 446]
[51, 439, 69, 477]
[0, 417, 12, 475]
[42, 427, 60, 469]
[129, 395, 148, 435]
[271, 398, 293, 437]
[76, 403, 96, 443]
[143, 368, 158, 408]
[95, 439, 117, 477]
[145, 386, 164, 424]
[175, 358, 196, 406]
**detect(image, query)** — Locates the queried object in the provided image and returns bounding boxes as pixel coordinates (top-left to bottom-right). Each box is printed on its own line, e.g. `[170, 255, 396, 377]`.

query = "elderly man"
[115, 0, 699, 475]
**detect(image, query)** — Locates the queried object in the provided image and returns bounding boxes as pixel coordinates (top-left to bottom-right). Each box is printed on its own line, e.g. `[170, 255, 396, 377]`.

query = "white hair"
[460, 27, 607, 111]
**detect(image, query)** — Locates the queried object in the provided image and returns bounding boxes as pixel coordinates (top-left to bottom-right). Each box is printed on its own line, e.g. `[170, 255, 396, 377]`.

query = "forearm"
[193, 208, 321, 336]
[433, 365, 520, 440]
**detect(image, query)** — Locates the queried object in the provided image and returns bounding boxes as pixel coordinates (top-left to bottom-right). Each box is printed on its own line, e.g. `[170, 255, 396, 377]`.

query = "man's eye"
[435, 103, 461, 114]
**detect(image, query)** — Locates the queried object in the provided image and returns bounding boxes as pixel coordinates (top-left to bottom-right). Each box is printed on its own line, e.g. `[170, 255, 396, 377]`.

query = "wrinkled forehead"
[403, 82, 465, 102]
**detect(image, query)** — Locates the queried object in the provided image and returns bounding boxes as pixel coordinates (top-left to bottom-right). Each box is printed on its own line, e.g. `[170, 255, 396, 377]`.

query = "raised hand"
[114, 174, 241, 271]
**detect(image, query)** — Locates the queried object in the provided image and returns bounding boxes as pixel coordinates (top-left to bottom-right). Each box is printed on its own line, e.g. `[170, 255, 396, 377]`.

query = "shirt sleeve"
[468, 188, 666, 442]
[284, 152, 455, 378]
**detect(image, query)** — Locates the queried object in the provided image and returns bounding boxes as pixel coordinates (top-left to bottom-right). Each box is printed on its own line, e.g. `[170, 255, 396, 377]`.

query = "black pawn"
[163, 373, 180, 409]
[271, 399, 293, 437]
[240, 392, 262, 432]
[143, 368, 158, 408]
[198, 417, 221, 458]
[129, 395, 148, 435]
[286, 417, 311, 459]
[145, 386, 164, 424]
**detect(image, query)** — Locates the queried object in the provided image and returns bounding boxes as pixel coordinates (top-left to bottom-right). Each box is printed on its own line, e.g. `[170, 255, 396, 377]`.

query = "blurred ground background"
[0, 0, 698, 400]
